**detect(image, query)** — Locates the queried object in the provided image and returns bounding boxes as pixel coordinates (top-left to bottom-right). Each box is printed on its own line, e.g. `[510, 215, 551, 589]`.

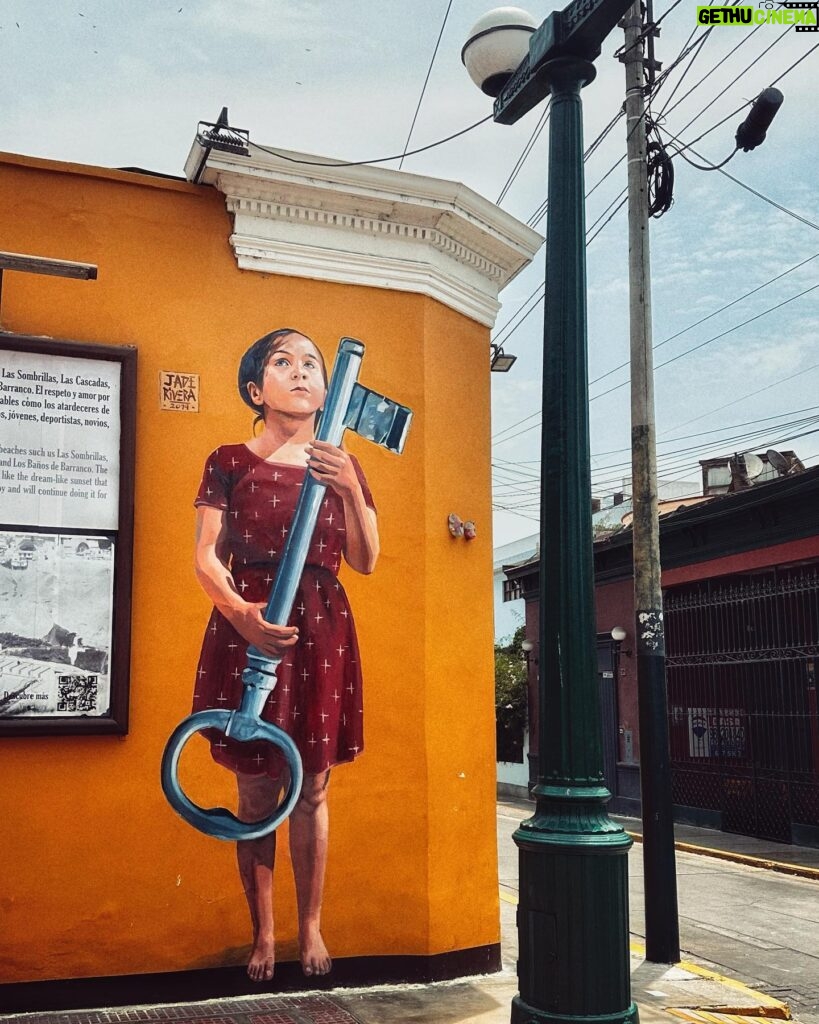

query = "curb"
[629, 940, 790, 1019]
[627, 831, 819, 883]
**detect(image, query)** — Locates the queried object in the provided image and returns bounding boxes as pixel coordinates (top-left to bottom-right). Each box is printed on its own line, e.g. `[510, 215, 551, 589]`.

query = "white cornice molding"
[184, 137, 543, 328]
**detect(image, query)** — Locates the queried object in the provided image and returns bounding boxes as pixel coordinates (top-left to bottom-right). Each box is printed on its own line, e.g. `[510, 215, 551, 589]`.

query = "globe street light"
[463, 3, 638, 1023]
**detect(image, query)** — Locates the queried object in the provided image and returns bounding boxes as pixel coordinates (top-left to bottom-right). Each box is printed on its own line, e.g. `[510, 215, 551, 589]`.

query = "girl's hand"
[224, 601, 299, 656]
[306, 441, 360, 497]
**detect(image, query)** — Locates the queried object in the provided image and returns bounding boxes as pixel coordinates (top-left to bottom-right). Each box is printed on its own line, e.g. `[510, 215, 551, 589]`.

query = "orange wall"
[0, 153, 499, 982]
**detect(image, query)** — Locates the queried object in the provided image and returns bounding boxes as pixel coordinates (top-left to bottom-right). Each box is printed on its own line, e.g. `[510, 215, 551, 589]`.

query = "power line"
[660, 127, 819, 232]
[244, 114, 493, 168]
[589, 251, 819, 388]
[492, 40, 819, 440]
[663, 360, 819, 435]
[398, 0, 453, 170]
[592, 283, 819, 401]
[659, 24, 762, 120]
[497, 103, 551, 205]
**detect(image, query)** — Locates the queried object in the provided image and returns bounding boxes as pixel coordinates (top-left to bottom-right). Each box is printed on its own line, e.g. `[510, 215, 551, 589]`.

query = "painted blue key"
[161, 338, 412, 840]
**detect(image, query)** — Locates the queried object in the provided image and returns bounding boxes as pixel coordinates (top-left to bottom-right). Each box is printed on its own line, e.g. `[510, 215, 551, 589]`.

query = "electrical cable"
[398, 0, 453, 170]
[491, 36, 819, 406]
[663, 360, 819, 435]
[591, 283, 819, 401]
[645, 117, 674, 215]
[589, 251, 819, 389]
[659, 126, 819, 232]
[493, 280, 819, 448]
[659, 24, 763, 120]
[497, 102, 551, 205]
[241, 114, 493, 168]
[495, 401, 818, 466]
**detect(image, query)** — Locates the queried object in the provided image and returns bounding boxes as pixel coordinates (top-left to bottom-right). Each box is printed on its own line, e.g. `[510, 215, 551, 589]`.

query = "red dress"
[192, 443, 374, 777]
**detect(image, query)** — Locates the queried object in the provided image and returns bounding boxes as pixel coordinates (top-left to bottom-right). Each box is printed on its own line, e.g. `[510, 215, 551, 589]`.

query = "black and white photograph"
[0, 530, 114, 721]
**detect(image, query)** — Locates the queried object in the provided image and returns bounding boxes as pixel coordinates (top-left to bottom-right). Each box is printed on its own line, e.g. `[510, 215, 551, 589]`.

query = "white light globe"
[461, 7, 539, 97]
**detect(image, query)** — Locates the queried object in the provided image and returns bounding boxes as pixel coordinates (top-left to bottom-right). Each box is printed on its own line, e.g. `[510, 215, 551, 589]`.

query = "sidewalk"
[3, 806, 813, 1024]
[616, 814, 819, 880]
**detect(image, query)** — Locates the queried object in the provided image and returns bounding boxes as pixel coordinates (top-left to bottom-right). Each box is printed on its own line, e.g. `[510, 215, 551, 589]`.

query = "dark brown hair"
[238, 329, 328, 423]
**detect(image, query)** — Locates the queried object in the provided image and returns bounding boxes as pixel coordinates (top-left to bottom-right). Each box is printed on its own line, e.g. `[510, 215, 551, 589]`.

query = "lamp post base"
[512, 793, 636, 1024]
[512, 995, 639, 1024]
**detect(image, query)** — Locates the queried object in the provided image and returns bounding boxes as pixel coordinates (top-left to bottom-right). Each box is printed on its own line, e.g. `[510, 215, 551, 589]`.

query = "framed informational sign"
[0, 334, 136, 735]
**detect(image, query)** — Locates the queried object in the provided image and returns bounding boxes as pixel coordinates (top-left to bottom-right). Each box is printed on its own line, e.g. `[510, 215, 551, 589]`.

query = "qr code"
[58, 674, 98, 712]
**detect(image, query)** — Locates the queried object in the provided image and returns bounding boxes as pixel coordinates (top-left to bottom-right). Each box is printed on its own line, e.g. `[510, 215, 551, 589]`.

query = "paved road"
[497, 802, 819, 1024]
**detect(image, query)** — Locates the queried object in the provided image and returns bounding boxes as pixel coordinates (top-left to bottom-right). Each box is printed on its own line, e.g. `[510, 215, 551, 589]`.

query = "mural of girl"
[191, 328, 378, 983]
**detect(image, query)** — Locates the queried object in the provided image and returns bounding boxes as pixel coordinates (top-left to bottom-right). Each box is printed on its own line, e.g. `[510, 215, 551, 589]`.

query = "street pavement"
[4, 800, 819, 1024]
[499, 801, 819, 1024]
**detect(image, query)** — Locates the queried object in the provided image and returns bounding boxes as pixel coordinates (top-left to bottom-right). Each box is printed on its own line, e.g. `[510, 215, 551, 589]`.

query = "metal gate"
[664, 562, 819, 843]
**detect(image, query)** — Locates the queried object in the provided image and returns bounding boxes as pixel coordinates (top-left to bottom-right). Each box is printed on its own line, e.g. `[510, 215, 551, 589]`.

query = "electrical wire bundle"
[645, 116, 674, 217]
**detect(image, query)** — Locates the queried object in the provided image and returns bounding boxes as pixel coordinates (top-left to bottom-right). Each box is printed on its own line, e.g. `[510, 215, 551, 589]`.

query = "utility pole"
[622, 0, 680, 963]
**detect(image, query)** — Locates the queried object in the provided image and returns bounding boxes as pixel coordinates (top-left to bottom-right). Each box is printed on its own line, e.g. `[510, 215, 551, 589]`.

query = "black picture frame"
[0, 333, 136, 736]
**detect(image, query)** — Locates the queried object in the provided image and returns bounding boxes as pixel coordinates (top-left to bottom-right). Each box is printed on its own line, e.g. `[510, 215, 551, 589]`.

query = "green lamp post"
[462, 4, 639, 1023]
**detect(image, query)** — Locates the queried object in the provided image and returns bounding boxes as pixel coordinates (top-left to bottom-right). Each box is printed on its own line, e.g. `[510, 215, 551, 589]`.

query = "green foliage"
[495, 624, 528, 712]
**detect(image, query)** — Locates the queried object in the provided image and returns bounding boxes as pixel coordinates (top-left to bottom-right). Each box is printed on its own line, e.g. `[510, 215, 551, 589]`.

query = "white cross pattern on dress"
[272, 470, 281, 482]
[239, 579, 248, 592]
[305, 638, 315, 649]
[228, 642, 237, 649]
[314, 610, 323, 624]
[301, 668, 309, 681]
[264, 574, 273, 585]
[208, 463, 214, 474]
[320, 710, 329, 722]
[314, 579, 322, 591]
[308, 734, 317, 746]
[269, 548, 277, 558]
[243, 530, 252, 542]
[231, 457, 239, 468]
[297, 602, 306, 615]
[197, 667, 206, 679]
[292, 708, 301, 720]
[231, 668, 241, 679]
[340, 607, 348, 618]
[253, 753, 265, 766]
[322, 659, 331, 672]
[281, 523, 288, 537]
[347, 681, 354, 693]
[218, 692, 229, 702]
[250, 481, 258, 492]
[350, 744, 360, 754]
[332, 689, 340, 702]
[282, 683, 290, 695]
[326, 512, 335, 525]
[215, 739, 227, 750]
[206, 486, 213, 496]
[318, 538, 327, 552]
[269, 494, 280, 507]
[322, 733, 330, 744]
[336, 645, 345, 657]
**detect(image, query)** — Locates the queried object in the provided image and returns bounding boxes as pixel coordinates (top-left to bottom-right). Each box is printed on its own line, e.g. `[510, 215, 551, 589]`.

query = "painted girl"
[191, 328, 378, 982]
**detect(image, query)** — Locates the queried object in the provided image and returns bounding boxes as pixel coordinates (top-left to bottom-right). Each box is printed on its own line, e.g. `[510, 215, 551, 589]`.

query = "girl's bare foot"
[247, 933, 276, 982]
[300, 924, 331, 976]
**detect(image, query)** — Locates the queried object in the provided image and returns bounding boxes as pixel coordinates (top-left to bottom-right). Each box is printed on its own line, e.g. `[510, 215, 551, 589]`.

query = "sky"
[1, 0, 817, 548]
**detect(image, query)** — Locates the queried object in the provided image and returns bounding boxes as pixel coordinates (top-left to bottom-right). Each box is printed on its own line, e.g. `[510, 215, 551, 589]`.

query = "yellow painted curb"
[629, 941, 789, 1018]
[626, 832, 819, 883]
